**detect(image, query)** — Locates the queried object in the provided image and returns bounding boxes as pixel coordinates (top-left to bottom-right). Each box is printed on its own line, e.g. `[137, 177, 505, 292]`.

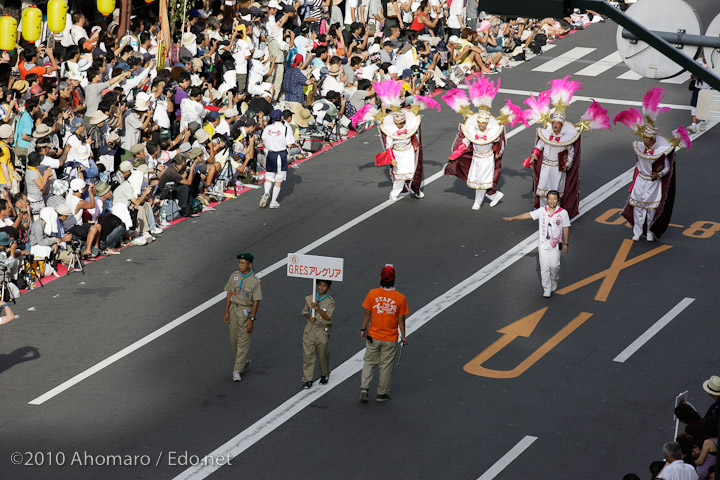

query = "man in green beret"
[223, 252, 263, 382]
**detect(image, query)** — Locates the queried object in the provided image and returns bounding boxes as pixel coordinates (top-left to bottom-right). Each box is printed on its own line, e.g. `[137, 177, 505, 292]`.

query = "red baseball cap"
[380, 265, 395, 282]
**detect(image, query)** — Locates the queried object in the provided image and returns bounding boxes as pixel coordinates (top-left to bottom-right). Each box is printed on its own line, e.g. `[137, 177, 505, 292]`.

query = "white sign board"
[287, 254, 344, 281]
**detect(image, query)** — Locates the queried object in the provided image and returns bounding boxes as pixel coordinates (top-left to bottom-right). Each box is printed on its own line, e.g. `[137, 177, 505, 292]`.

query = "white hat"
[224, 107, 239, 117]
[368, 43, 381, 54]
[134, 92, 150, 112]
[448, 35, 460, 44]
[551, 110, 565, 122]
[194, 129, 210, 143]
[267, 0, 281, 9]
[182, 32, 197, 46]
[178, 142, 192, 153]
[388, 65, 401, 75]
[0, 124, 12, 139]
[72, 145, 91, 160]
[392, 111, 406, 121]
[703, 375, 720, 396]
[253, 49, 266, 59]
[65, 69, 83, 81]
[78, 58, 92, 72]
[113, 8, 120, 18]
[54, 203, 73, 216]
[119, 160, 133, 172]
[70, 178, 87, 192]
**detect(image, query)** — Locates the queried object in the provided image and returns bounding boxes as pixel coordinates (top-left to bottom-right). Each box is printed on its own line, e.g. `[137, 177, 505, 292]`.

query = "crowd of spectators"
[624, 375, 719, 479]
[0, 0, 612, 294]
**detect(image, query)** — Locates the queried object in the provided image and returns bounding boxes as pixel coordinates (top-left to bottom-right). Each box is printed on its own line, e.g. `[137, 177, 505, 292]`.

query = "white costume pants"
[633, 207, 656, 236]
[390, 180, 405, 198]
[538, 246, 562, 292]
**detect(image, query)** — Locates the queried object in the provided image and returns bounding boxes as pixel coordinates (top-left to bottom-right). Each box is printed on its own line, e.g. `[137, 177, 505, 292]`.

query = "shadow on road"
[0, 346, 40, 374]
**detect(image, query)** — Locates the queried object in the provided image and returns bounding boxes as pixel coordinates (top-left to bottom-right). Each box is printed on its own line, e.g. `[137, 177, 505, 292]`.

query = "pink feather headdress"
[672, 125, 692, 149]
[523, 90, 551, 125]
[442, 88, 471, 113]
[465, 74, 500, 110]
[642, 87, 671, 125]
[580, 100, 611, 131]
[373, 79, 404, 108]
[500, 99, 527, 127]
[351, 103, 378, 130]
[548, 76, 583, 110]
[414, 95, 442, 112]
[613, 107, 644, 132]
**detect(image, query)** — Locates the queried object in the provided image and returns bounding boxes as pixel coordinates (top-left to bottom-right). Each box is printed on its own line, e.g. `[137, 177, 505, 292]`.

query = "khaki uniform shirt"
[224, 271, 263, 307]
[302, 294, 335, 329]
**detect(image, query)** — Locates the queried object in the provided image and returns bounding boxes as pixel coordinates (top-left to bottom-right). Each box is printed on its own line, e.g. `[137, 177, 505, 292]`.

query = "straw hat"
[182, 32, 197, 46]
[90, 111, 109, 125]
[328, 64, 342, 77]
[32, 124, 52, 138]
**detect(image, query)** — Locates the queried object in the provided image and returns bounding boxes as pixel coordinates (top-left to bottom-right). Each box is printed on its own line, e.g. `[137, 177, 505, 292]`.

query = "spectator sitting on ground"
[157, 154, 200, 218]
[65, 178, 102, 259]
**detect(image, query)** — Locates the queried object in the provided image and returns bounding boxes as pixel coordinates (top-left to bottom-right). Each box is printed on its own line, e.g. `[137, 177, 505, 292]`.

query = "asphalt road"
[2, 6, 720, 480]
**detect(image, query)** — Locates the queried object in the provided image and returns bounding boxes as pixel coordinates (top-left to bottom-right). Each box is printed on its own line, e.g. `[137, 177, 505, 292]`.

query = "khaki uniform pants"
[271, 63, 284, 101]
[360, 339, 397, 395]
[302, 323, 330, 382]
[228, 305, 252, 373]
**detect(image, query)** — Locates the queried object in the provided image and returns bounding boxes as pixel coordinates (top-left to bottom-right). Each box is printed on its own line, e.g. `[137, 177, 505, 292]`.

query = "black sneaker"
[360, 390, 369, 403]
[376, 393, 391, 402]
[319, 375, 329, 385]
[303, 381, 313, 389]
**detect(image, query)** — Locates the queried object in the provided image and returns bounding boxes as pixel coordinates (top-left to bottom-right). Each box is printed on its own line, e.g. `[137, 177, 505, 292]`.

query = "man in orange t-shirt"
[359, 265, 408, 403]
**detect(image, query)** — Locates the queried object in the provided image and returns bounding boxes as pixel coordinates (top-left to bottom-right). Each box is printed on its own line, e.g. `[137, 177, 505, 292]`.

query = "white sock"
[271, 185, 281, 203]
[474, 190, 486, 205]
[263, 181, 272, 195]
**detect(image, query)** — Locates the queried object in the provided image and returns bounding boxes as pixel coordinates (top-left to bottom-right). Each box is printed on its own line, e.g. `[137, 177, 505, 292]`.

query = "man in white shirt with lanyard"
[503, 190, 570, 298]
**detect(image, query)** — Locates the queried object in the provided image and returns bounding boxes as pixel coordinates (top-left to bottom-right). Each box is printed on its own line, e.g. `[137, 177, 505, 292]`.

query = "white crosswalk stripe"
[617, 70, 644, 80]
[532, 47, 596, 72]
[575, 51, 624, 76]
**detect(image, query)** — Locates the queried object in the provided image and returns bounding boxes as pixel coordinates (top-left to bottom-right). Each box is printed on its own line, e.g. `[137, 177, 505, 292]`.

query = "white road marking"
[476, 436, 539, 480]
[617, 70, 644, 80]
[532, 47, 596, 72]
[541, 44, 556, 53]
[661, 71, 691, 84]
[575, 51, 624, 76]
[613, 297, 695, 363]
[172, 161, 657, 479]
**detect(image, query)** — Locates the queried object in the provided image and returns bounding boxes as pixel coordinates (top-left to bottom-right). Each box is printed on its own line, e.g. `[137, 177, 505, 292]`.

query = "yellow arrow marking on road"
[463, 308, 593, 379]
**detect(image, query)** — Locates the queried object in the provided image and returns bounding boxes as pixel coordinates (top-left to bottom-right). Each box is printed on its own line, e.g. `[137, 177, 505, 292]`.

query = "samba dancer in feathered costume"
[350, 81, 439, 200]
[523, 76, 611, 218]
[442, 75, 526, 210]
[613, 87, 691, 241]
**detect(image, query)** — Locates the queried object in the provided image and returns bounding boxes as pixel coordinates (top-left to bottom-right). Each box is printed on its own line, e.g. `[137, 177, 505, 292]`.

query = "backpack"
[285, 45, 299, 69]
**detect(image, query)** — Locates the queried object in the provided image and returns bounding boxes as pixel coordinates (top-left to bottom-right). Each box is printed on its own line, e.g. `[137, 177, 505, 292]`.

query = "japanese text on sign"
[287, 254, 344, 281]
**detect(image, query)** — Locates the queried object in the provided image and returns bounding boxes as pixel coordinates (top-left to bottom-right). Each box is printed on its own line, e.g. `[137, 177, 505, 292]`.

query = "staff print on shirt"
[373, 296, 399, 315]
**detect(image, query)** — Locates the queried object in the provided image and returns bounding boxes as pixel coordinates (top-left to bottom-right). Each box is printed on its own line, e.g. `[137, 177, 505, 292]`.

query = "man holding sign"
[224, 252, 263, 382]
[301, 280, 335, 389]
[360, 265, 408, 403]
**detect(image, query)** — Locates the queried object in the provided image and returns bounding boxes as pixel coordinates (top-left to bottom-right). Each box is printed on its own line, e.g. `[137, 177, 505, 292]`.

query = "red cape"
[379, 126, 425, 196]
[532, 135, 581, 219]
[444, 125, 504, 194]
[621, 150, 676, 238]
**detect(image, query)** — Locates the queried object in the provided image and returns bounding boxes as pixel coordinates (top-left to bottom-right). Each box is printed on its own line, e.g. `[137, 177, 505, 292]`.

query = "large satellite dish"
[616, 0, 701, 79]
[703, 13, 720, 76]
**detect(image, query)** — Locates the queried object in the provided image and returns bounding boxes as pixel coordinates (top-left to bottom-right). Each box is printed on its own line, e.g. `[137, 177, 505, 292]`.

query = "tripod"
[219, 157, 238, 197]
[0, 266, 16, 304]
[66, 241, 85, 275]
[320, 119, 343, 148]
[21, 255, 44, 289]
